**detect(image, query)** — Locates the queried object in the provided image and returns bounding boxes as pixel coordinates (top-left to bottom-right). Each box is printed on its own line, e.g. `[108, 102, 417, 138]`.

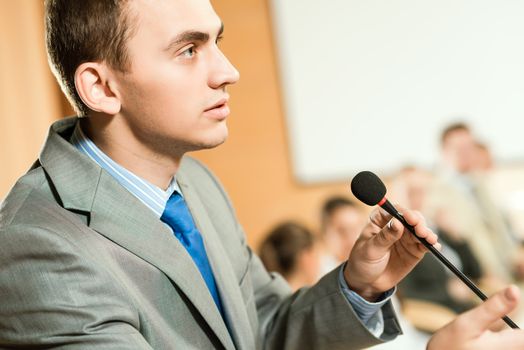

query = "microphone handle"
[380, 199, 519, 329]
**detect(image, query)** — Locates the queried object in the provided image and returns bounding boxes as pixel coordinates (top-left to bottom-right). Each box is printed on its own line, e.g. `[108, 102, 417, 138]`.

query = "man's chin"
[198, 137, 227, 150]
[190, 132, 229, 152]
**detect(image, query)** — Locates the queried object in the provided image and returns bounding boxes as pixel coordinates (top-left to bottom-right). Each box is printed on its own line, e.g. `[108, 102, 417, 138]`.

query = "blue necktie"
[161, 191, 224, 315]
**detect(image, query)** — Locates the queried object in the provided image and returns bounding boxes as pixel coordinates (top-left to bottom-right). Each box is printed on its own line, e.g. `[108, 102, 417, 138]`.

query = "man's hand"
[428, 285, 524, 349]
[344, 205, 438, 301]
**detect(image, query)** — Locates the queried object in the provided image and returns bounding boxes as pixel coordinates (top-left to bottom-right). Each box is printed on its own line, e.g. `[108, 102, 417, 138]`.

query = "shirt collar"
[70, 121, 180, 218]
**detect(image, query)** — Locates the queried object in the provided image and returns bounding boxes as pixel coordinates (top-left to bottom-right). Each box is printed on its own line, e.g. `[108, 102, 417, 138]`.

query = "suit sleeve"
[0, 225, 154, 349]
[245, 235, 401, 350]
[185, 156, 402, 350]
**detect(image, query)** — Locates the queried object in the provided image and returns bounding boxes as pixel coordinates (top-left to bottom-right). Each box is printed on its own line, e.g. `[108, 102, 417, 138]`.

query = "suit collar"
[39, 117, 102, 213]
[39, 117, 236, 349]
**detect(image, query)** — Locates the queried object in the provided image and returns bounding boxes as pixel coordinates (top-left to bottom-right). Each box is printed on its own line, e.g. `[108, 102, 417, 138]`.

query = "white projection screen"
[269, 0, 524, 183]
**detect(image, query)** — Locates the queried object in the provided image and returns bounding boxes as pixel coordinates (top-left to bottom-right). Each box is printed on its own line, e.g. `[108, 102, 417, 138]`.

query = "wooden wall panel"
[0, 1, 62, 197]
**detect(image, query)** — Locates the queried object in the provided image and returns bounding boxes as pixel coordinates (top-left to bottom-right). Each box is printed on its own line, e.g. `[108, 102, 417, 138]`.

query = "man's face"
[403, 169, 431, 211]
[324, 206, 365, 262]
[113, 0, 239, 156]
[473, 145, 493, 171]
[442, 129, 477, 174]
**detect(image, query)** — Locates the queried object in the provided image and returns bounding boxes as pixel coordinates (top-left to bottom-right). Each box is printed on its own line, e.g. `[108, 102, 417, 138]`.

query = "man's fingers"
[457, 285, 520, 338]
[411, 221, 438, 245]
[368, 207, 392, 229]
[397, 207, 438, 245]
[367, 205, 438, 251]
[370, 218, 404, 252]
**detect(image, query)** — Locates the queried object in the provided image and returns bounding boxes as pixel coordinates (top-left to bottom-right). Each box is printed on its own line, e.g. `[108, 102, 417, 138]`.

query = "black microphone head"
[350, 171, 387, 206]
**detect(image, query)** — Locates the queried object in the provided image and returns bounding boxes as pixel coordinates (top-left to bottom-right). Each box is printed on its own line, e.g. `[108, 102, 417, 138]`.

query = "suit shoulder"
[0, 165, 83, 241]
[0, 165, 49, 229]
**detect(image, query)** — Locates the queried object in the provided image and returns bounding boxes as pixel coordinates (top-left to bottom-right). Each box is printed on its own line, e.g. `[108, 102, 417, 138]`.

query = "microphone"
[351, 170, 519, 329]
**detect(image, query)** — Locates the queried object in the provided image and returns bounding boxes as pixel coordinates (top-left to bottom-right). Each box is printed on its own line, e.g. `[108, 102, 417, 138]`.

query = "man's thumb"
[461, 285, 519, 337]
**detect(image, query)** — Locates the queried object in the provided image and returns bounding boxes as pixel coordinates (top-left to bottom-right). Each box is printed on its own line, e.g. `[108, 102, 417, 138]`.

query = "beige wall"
[0, 1, 63, 198]
[0, 0, 355, 249]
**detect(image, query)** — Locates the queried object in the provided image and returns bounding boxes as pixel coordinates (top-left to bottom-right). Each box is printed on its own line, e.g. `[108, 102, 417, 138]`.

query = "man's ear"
[74, 62, 121, 115]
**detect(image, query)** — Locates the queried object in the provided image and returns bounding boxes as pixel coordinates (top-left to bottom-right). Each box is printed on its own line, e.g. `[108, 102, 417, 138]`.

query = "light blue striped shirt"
[71, 123, 179, 217]
[70, 122, 393, 337]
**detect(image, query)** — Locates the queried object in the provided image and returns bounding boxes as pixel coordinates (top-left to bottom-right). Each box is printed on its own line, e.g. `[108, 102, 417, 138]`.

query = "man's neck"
[80, 116, 181, 191]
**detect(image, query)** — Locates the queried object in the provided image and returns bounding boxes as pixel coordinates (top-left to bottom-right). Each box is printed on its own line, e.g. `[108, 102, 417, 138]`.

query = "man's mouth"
[204, 97, 230, 120]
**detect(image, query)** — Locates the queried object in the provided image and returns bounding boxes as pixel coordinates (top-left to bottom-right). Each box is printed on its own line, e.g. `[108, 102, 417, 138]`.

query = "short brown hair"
[320, 196, 357, 232]
[45, 0, 137, 116]
[259, 222, 316, 277]
[440, 122, 470, 146]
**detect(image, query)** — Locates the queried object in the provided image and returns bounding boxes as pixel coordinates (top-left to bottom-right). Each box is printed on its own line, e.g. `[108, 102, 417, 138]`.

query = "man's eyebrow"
[164, 22, 225, 51]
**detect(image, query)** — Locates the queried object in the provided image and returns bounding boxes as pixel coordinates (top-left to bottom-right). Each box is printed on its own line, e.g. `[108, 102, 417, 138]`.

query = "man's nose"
[208, 49, 240, 89]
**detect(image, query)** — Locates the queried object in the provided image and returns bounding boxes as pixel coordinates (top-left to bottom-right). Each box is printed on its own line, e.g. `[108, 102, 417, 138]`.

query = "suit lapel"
[177, 172, 255, 350]
[90, 173, 235, 349]
[39, 118, 235, 350]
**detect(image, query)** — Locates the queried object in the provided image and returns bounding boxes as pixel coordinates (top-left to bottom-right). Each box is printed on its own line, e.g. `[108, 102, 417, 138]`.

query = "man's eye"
[181, 46, 196, 58]
[215, 35, 224, 44]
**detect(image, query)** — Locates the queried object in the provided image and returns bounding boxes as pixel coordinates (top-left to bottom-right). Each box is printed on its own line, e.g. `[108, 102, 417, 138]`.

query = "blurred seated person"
[428, 122, 518, 283]
[320, 196, 367, 273]
[473, 141, 494, 173]
[391, 166, 482, 331]
[473, 140, 524, 279]
[259, 222, 321, 291]
[399, 214, 481, 313]
[472, 140, 522, 246]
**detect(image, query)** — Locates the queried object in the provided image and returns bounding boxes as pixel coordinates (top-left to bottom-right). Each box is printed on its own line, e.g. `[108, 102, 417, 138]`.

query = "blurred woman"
[259, 222, 321, 291]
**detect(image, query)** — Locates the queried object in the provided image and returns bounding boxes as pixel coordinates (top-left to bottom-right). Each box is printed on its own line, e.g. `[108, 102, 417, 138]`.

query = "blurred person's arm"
[428, 285, 524, 349]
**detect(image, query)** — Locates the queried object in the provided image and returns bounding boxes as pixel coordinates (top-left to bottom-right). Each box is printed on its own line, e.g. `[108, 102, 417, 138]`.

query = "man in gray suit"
[0, 0, 523, 349]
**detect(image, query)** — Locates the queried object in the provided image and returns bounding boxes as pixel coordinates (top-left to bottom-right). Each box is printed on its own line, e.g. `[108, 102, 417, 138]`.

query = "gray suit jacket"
[0, 118, 401, 349]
